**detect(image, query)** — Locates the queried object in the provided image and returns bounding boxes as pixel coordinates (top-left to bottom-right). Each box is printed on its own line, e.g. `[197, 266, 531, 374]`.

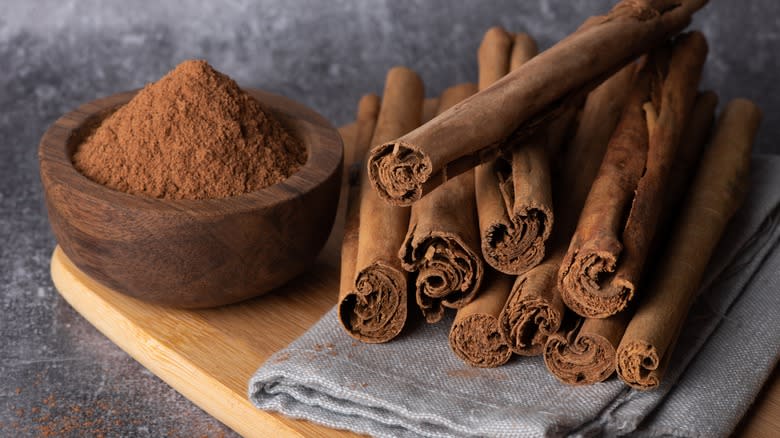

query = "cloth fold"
[249, 156, 780, 438]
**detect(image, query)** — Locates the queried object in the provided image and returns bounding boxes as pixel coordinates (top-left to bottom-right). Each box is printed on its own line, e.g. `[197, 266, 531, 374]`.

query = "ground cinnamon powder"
[73, 59, 307, 200]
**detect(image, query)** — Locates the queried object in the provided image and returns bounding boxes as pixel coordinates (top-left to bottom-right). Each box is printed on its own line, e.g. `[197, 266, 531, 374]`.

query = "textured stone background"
[1, 1, 778, 435]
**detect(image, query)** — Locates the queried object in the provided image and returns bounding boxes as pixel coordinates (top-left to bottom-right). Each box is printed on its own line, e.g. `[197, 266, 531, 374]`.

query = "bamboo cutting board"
[49, 122, 778, 437]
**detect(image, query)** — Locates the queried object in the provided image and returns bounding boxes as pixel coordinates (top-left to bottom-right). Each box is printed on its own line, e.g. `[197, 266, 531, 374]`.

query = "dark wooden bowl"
[39, 89, 342, 308]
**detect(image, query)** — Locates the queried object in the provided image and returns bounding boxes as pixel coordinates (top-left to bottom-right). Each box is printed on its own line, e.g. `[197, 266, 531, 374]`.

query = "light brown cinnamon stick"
[559, 32, 708, 319]
[338, 94, 381, 340]
[422, 97, 440, 124]
[616, 99, 761, 390]
[542, 89, 718, 385]
[399, 83, 482, 323]
[337, 67, 424, 342]
[474, 29, 557, 275]
[660, 90, 719, 223]
[338, 123, 358, 162]
[476, 27, 515, 91]
[449, 269, 514, 367]
[446, 29, 543, 367]
[498, 64, 636, 356]
[544, 312, 631, 385]
[367, 0, 708, 206]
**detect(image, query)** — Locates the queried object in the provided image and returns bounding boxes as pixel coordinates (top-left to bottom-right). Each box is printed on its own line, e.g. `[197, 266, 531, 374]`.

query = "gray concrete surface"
[1, 0, 778, 435]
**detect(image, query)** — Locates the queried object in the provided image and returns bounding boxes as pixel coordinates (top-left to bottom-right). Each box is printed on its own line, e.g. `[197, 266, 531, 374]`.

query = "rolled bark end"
[544, 332, 616, 385]
[483, 206, 552, 275]
[560, 248, 633, 318]
[478, 26, 513, 91]
[410, 236, 483, 323]
[449, 314, 512, 368]
[616, 340, 660, 390]
[367, 141, 431, 206]
[499, 295, 561, 356]
[339, 261, 408, 344]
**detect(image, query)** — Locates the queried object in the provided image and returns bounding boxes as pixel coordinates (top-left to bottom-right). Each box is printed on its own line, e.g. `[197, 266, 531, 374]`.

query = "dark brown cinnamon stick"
[498, 64, 636, 356]
[474, 29, 557, 275]
[449, 269, 514, 367]
[399, 83, 483, 323]
[367, 0, 708, 206]
[542, 89, 718, 385]
[559, 32, 708, 318]
[616, 98, 761, 390]
[337, 67, 424, 342]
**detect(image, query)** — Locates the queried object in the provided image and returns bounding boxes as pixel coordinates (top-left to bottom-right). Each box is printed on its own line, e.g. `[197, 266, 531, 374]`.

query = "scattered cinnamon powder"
[8, 390, 228, 436]
[73, 59, 307, 200]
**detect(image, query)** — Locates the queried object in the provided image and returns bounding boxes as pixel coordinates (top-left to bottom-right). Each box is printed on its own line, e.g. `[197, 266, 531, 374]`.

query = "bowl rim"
[38, 88, 343, 215]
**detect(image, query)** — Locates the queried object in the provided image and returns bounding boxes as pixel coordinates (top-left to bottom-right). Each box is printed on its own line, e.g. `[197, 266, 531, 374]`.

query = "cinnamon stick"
[476, 27, 515, 91]
[445, 29, 542, 366]
[542, 89, 717, 385]
[659, 90, 718, 226]
[338, 95, 380, 340]
[544, 312, 631, 385]
[559, 32, 708, 318]
[337, 67, 424, 342]
[422, 97, 440, 124]
[338, 123, 358, 162]
[474, 29, 557, 275]
[367, 0, 708, 206]
[498, 64, 636, 356]
[559, 65, 638, 226]
[616, 99, 761, 390]
[399, 83, 483, 324]
[449, 269, 514, 367]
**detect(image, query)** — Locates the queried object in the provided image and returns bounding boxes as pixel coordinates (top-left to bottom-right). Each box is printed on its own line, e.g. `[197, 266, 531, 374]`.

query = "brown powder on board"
[73, 59, 307, 200]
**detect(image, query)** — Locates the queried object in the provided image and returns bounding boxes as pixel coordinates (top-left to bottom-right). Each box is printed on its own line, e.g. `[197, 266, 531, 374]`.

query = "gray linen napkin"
[249, 155, 780, 438]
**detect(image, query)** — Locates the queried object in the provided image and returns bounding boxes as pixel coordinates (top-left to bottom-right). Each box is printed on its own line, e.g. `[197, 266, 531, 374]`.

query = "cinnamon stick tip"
[449, 313, 512, 368]
[512, 32, 539, 58]
[482, 205, 552, 275]
[357, 93, 381, 120]
[543, 333, 615, 385]
[677, 29, 709, 56]
[727, 98, 763, 125]
[338, 262, 408, 344]
[616, 340, 660, 390]
[499, 295, 562, 356]
[367, 140, 431, 206]
[480, 26, 513, 47]
[386, 65, 423, 82]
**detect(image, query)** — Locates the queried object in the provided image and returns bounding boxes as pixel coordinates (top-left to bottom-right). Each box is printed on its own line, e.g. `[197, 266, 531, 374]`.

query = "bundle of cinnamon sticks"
[337, 0, 762, 390]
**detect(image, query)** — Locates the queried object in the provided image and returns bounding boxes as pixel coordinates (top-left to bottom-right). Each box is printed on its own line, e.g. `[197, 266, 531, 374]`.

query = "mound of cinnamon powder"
[73, 59, 307, 200]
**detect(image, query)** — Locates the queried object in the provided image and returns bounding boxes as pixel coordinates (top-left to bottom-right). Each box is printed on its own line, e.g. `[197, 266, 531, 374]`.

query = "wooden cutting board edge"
[50, 246, 354, 438]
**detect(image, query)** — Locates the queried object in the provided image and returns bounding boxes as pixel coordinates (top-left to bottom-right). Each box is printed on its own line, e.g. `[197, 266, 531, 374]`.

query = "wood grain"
[40, 89, 343, 308]
[51, 246, 358, 438]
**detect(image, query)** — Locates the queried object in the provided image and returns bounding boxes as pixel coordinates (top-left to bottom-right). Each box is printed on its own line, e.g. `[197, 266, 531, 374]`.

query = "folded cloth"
[249, 156, 780, 438]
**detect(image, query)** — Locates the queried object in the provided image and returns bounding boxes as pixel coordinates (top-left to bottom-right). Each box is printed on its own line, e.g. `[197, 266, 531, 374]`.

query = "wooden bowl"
[39, 89, 342, 308]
